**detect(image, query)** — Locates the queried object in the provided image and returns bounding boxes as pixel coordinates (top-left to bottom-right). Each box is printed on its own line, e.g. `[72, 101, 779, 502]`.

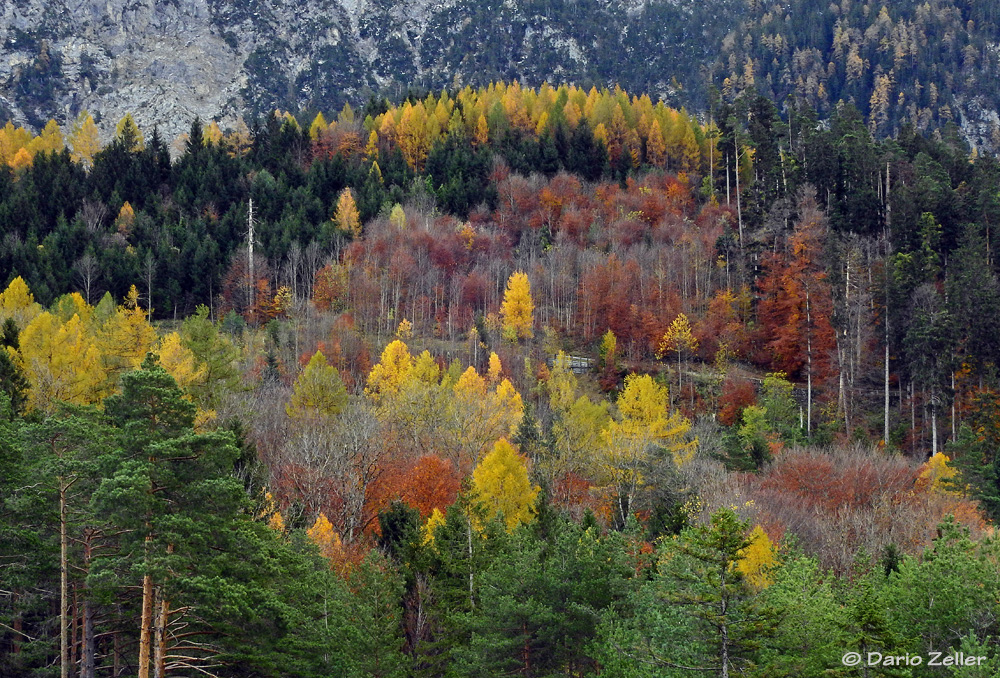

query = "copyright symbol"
[842, 652, 862, 666]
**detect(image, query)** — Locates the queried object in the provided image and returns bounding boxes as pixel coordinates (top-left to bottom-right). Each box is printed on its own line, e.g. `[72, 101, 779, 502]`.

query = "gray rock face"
[3, 0, 998, 152]
[0, 0, 726, 142]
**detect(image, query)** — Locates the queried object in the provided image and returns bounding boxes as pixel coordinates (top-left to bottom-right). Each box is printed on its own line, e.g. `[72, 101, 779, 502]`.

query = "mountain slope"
[1, 0, 998, 148]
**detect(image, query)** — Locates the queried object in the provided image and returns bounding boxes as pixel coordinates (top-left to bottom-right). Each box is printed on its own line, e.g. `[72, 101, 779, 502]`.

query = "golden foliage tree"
[334, 187, 361, 238]
[157, 332, 205, 393]
[19, 311, 104, 411]
[736, 525, 777, 589]
[471, 438, 540, 532]
[658, 313, 699, 402]
[70, 111, 101, 167]
[96, 286, 157, 392]
[0, 276, 41, 328]
[500, 271, 534, 341]
[366, 339, 413, 400]
[600, 374, 695, 525]
[115, 201, 136, 238]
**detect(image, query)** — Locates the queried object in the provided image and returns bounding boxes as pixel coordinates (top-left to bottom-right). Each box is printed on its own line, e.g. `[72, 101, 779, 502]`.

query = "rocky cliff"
[2, 0, 999, 150]
[0, 0, 739, 142]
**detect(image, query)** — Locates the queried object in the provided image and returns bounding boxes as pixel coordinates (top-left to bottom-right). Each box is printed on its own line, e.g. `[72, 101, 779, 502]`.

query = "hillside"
[2, 0, 999, 148]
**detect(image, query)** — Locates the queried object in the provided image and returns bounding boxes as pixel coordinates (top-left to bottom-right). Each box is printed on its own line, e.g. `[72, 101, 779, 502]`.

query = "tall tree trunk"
[885, 318, 890, 445]
[931, 387, 938, 457]
[951, 371, 957, 443]
[153, 588, 169, 678]
[138, 569, 154, 678]
[805, 291, 813, 436]
[59, 478, 69, 678]
[80, 597, 95, 678]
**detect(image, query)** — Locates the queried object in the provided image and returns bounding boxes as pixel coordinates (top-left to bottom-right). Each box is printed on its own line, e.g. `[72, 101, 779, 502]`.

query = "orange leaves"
[756, 194, 836, 382]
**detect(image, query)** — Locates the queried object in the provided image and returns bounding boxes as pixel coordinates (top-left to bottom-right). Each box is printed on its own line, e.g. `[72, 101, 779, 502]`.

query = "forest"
[1, 81, 1000, 677]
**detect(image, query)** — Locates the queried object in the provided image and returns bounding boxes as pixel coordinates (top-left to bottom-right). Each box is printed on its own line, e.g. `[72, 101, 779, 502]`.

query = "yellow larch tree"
[334, 187, 361, 238]
[30, 119, 65, 155]
[736, 525, 777, 589]
[500, 271, 534, 341]
[0, 121, 32, 165]
[308, 112, 329, 142]
[96, 286, 157, 393]
[115, 201, 136, 238]
[658, 312, 698, 404]
[471, 438, 539, 532]
[474, 113, 489, 146]
[366, 339, 414, 400]
[70, 111, 101, 167]
[487, 352, 502, 385]
[9, 147, 32, 172]
[19, 312, 104, 411]
[600, 374, 695, 526]
[157, 331, 205, 393]
[0, 276, 42, 329]
[646, 118, 667, 167]
[203, 121, 224, 146]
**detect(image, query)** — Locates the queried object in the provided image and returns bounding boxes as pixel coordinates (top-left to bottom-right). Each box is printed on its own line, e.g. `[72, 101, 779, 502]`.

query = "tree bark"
[138, 569, 154, 678]
[59, 478, 69, 678]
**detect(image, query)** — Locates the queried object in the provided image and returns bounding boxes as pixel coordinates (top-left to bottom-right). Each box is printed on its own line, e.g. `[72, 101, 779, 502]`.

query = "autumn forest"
[2, 82, 1000, 677]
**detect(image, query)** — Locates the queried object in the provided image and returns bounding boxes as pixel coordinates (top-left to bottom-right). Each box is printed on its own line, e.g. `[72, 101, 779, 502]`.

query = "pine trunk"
[59, 478, 69, 678]
[138, 572, 154, 678]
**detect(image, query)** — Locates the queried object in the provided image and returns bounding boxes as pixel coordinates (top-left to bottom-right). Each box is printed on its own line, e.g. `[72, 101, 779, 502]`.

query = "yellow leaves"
[646, 118, 667, 167]
[411, 350, 441, 385]
[9, 147, 32, 172]
[396, 318, 413, 339]
[472, 438, 539, 532]
[366, 339, 413, 399]
[736, 525, 777, 589]
[203, 121, 224, 146]
[157, 331, 205, 392]
[397, 102, 431, 171]
[19, 311, 104, 411]
[308, 112, 329, 141]
[365, 129, 379, 159]
[474, 114, 489, 146]
[0, 121, 30, 166]
[389, 203, 406, 230]
[658, 313, 698, 358]
[487, 352, 503, 385]
[97, 285, 157, 386]
[307, 513, 344, 563]
[70, 111, 101, 167]
[917, 452, 960, 495]
[602, 374, 696, 469]
[422, 507, 446, 545]
[333, 187, 361, 238]
[454, 366, 488, 400]
[500, 271, 534, 341]
[258, 492, 286, 533]
[0, 276, 41, 328]
[115, 201, 136, 239]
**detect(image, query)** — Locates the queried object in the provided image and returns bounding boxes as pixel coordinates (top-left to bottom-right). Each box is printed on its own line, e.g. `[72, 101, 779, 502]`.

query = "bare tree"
[143, 252, 156, 322]
[79, 200, 108, 234]
[74, 253, 100, 305]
